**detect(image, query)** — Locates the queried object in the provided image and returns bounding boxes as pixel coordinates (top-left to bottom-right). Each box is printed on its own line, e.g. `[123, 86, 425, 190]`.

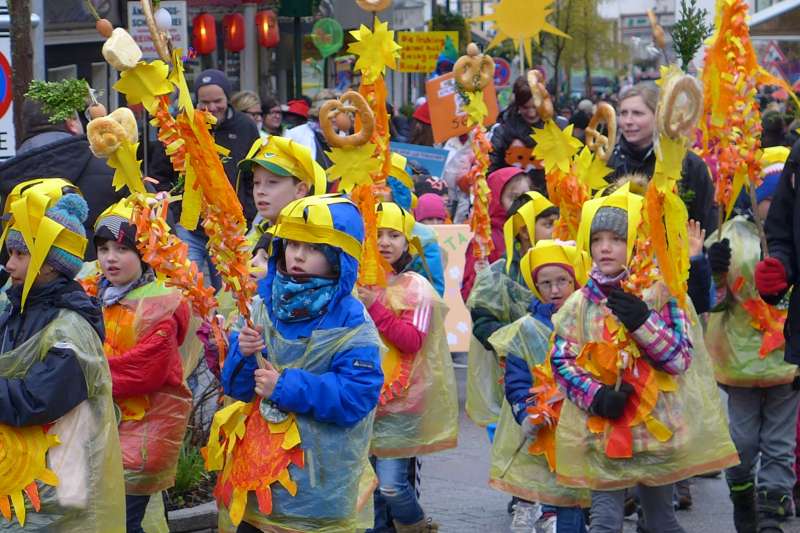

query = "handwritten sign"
[397, 31, 458, 73]
[431, 224, 472, 352]
[425, 72, 499, 144]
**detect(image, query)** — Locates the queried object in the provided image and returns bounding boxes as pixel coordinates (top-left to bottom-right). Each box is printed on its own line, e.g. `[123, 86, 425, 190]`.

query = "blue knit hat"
[6, 193, 88, 278]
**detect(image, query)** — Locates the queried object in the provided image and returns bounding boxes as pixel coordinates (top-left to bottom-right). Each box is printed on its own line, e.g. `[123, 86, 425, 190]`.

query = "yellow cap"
[375, 201, 423, 256]
[576, 183, 643, 263]
[273, 193, 363, 261]
[94, 197, 135, 231]
[521, 239, 591, 301]
[239, 136, 327, 195]
[502, 191, 556, 272]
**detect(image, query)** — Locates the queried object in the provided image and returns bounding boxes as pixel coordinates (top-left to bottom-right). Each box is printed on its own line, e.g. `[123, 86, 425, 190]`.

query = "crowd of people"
[1, 61, 800, 533]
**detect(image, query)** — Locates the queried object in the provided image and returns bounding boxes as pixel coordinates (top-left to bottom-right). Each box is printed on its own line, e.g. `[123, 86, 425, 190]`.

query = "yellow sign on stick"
[397, 31, 458, 73]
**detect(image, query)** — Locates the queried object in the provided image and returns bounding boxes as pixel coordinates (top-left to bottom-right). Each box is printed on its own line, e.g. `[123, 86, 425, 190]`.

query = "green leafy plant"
[25, 79, 90, 123]
[172, 441, 209, 497]
[671, 0, 713, 72]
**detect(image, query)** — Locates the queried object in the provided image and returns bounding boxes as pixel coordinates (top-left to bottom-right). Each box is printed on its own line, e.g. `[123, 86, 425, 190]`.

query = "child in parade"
[217, 194, 383, 532]
[550, 187, 738, 533]
[238, 135, 327, 247]
[384, 154, 446, 296]
[705, 147, 798, 532]
[461, 167, 534, 302]
[89, 199, 193, 533]
[359, 202, 459, 533]
[466, 190, 557, 427]
[489, 240, 591, 533]
[0, 183, 125, 531]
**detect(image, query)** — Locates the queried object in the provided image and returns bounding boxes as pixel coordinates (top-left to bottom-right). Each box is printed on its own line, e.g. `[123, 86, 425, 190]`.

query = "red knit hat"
[413, 101, 431, 125]
[414, 193, 447, 222]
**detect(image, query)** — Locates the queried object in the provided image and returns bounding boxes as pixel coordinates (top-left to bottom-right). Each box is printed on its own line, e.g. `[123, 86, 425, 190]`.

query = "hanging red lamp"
[255, 10, 279, 48]
[223, 13, 245, 53]
[192, 13, 217, 55]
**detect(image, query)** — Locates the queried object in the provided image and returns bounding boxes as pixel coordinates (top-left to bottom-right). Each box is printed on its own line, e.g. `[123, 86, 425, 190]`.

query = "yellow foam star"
[471, 0, 569, 67]
[532, 121, 582, 174]
[113, 61, 173, 113]
[326, 144, 382, 192]
[464, 91, 488, 126]
[348, 18, 401, 84]
[574, 147, 613, 191]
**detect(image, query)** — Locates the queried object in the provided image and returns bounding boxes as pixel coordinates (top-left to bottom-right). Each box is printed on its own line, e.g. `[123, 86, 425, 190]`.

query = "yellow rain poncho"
[488, 241, 591, 506]
[552, 282, 739, 489]
[705, 216, 796, 387]
[370, 202, 459, 457]
[0, 311, 125, 531]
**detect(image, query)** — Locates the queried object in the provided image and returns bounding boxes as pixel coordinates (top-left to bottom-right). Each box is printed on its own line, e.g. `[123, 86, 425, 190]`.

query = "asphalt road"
[418, 354, 800, 532]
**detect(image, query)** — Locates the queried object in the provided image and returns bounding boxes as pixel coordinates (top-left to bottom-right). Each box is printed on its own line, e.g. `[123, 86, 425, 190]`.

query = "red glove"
[755, 257, 788, 296]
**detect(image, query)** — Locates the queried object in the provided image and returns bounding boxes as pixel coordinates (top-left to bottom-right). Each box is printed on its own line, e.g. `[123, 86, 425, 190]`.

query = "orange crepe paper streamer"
[525, 365, 564, 471]
[150, 96, 187, 174]
[643, 186, 687, 308]
[208, 402, 304, 526]
[546, 167, 589, 241]
[465, 126, 493, 260]
[727, 275, 786, 357]
[698, 0, 795, 219]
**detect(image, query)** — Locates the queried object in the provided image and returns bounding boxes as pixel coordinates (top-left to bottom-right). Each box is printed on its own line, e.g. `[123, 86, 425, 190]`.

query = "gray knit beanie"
[590, 206, 627, 240]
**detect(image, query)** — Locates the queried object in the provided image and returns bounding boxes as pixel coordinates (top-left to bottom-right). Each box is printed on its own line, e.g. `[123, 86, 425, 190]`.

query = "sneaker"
[510, 501, 542, 533]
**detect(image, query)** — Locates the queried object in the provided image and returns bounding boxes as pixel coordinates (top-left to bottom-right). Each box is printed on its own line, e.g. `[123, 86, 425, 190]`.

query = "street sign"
[0, 0, 14, 161]
[493, 57, 511, 87]
[127, 1, 188, 61]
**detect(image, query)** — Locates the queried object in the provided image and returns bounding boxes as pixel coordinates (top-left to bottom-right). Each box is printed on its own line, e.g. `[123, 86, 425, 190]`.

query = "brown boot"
[393, 517, 440, 532]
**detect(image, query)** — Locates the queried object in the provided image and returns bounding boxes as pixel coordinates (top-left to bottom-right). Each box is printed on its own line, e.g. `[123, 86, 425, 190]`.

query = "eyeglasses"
[247, 111, 263, 119]
[536, 278, 573, 293]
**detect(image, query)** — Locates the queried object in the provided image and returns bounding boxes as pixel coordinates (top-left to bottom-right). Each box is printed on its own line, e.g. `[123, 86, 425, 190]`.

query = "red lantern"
[192, 13, 217, 55]
[223, 13, 245, 53]
[256, 10, 279, 48]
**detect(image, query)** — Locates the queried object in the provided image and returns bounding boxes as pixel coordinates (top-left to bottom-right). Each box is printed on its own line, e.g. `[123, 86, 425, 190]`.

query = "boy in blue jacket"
[218, 194, 383, 532]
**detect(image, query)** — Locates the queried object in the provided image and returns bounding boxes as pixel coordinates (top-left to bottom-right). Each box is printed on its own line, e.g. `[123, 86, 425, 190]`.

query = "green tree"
[431, 6, 471, 55]
[671, 0, 713, 72]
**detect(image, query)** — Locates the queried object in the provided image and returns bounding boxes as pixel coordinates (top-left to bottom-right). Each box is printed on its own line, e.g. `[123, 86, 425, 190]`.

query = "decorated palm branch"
[699, 0, 799, 247]
[454, 43, 496, 260]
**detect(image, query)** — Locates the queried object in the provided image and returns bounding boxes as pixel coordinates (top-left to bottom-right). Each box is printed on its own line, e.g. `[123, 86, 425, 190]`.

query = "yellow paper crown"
[375, 201, 423, 256]
[576, 184, 643, 263]
[1, 179, 87, 311]
[94, 197, 135, 231]
[240, 136, 328, 195]
[503, 191, 556, 272]
[761, 146, 790, 168]
[521, 239, 591, 301]
[273, 193, 362, 262]
[388, 152, 418, 209]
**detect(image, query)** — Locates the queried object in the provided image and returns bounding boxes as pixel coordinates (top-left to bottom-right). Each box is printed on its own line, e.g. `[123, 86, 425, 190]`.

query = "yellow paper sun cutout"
[472, 0, 569, 68]
[0, 425, 60, 526]
[347, 18, 401, 84]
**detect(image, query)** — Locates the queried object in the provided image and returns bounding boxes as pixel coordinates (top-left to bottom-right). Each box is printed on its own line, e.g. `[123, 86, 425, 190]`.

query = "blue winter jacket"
[504, 298, 555, 424]
[221, 212, 383, 428]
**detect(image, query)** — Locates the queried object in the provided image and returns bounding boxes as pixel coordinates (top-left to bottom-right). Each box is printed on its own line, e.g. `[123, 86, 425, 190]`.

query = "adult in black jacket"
[607, 83, 718, 233]
[489, 76, 547, 192]
[0, 99, 129, 262]
[757, 138, 800, 364]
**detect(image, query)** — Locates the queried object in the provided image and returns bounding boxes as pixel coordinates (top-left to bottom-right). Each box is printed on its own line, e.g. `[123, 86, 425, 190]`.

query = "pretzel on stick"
[454, 43, 495, 93]
[320, 91, 375, 149]
[526, 70, 554, 122]
[657, 75, 702, 140]
[140, 0, 171, 63]
[585, 102, 617, 162]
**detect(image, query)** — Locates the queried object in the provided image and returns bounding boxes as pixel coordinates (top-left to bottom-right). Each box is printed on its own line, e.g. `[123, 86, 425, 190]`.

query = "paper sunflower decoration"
[0, 425, 60, 526]
[471, 0, 568, 68]
[347, 18, 401, 84]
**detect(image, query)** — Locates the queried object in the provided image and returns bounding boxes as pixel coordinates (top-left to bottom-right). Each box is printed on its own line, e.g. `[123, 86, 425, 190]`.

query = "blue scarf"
[271, 269, 337, 322]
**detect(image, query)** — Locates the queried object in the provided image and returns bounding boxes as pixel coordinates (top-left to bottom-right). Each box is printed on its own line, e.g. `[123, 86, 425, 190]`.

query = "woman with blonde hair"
[231, 90, 268, 140]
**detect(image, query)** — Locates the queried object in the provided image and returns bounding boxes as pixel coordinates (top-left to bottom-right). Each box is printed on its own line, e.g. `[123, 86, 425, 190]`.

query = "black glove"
[707, 238, 731, 276]
[590, 382, 635, 419]
[606, 289, 650, 331]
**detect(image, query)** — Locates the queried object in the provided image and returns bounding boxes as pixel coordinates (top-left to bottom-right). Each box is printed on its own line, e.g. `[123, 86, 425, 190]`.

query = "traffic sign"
[0, 1, 14, 162]
[494, 57, 511, 88]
